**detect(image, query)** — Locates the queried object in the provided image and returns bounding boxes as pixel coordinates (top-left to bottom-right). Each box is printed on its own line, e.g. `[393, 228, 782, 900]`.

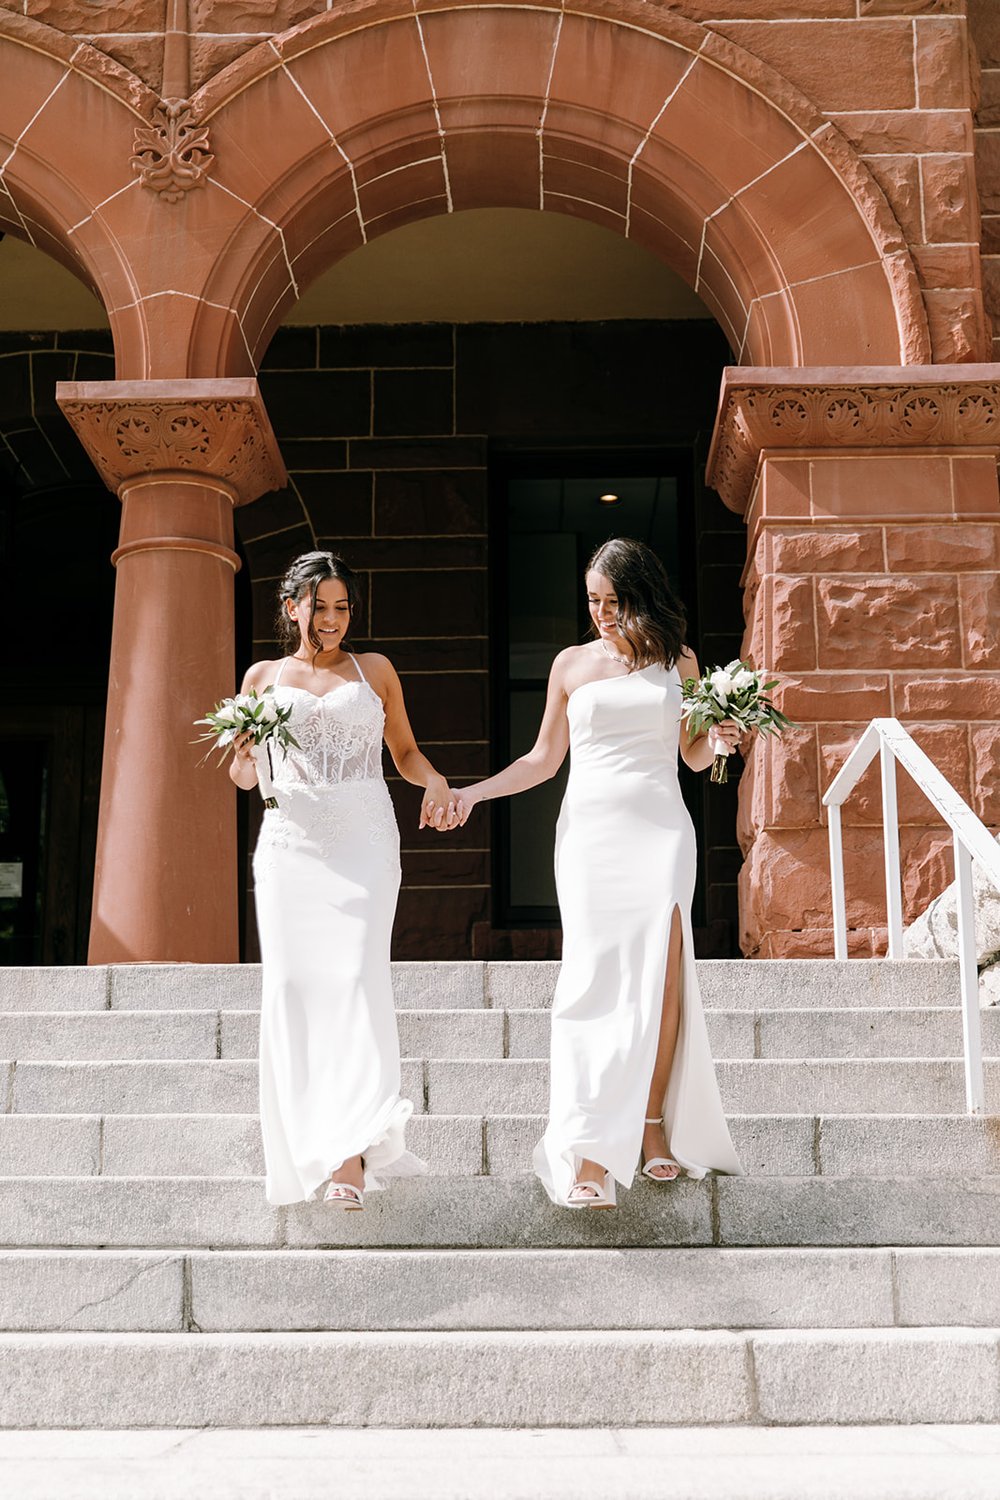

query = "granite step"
[0, 1327, 997, 1428]
[1, 1175, 997, 1250]
[0, 960, 963, 1012]
[3, 1111, 1000, 1179]
[1, 1246, 997, 1333]
[3, 1005, 995, 1062]
[6, 1056, 999, 1116]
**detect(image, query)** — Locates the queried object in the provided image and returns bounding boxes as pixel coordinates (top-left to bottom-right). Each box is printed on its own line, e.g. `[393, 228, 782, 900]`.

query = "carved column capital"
[707, 366, 1000, 514]
[56, 379, 287, 505]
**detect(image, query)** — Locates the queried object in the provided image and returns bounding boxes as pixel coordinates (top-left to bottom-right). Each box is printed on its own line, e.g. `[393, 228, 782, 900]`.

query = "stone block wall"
[970, 0, 1000, 360]
[737, 448, 1000, 958]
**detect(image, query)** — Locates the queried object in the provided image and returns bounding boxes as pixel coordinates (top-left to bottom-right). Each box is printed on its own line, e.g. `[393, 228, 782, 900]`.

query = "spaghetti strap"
[348, 653, 367, 685]
[273, 658, 289, 687]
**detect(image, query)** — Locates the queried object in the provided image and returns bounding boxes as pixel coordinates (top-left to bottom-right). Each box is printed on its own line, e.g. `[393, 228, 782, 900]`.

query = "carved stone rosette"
[707, 366, 1000, 513]
[131, 98, 214, 202]
[55, 379, 287, 505]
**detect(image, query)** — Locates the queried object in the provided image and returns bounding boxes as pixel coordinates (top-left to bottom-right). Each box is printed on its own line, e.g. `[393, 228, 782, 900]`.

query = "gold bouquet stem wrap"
[711, 752, 730, 785]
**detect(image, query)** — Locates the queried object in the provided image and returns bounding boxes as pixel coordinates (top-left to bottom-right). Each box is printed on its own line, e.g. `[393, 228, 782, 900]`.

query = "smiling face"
[586, 569, 623, 644]
[287, 576, 351, 655]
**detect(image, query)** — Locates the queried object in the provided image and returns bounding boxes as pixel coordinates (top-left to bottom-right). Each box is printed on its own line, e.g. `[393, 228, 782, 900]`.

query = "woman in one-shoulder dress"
[229, 551, 459, 1210]
[458, 537, 745, 1207]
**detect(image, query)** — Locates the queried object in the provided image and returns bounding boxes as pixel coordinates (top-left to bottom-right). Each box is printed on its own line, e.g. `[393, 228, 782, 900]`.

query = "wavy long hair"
[586, 537, 687, 669]
[275, 550, 362, 659]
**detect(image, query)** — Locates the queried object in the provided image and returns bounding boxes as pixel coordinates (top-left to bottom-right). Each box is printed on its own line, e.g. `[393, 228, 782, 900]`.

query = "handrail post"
[954, 835, 986, 1115]
[828, 802, 848, 960]
[880, 739, 904, 959]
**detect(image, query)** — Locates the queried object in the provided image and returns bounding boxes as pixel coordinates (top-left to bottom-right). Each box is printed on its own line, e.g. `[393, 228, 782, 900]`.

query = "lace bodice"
[261, 657, 386, 791]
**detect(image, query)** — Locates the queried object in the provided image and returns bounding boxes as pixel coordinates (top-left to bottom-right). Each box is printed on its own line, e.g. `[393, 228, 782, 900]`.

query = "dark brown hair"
[586, 537, 687, 669]
[275, 551, 362, 658]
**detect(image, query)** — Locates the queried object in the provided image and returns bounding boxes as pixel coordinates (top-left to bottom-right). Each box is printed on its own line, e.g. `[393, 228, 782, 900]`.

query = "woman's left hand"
[707, 719, 742, 757]
[420, 782, 460, 831]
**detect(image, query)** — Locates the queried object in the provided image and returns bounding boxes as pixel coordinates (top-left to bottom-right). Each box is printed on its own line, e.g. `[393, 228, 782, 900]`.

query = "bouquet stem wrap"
[253, 742, 279, 809]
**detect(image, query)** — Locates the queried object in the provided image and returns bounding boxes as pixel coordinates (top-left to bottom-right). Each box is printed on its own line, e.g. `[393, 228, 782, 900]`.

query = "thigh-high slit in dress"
[252, 654, 425, 1206]
[533, 662, 743, 1206]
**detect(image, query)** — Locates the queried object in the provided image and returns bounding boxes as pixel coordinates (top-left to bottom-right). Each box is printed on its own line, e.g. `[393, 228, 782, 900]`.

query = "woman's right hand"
[229, 730, 259, 788]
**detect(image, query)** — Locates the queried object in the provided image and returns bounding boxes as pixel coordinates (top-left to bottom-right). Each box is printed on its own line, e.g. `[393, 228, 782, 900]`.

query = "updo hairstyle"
[275, 551, 362, 658]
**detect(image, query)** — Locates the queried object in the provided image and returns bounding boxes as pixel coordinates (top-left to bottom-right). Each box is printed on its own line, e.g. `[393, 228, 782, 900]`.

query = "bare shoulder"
[675, 646, 700, 681]
[353, 652, 396, 693]
[241, 658, 283, 692]
[556, 641, 603, 695]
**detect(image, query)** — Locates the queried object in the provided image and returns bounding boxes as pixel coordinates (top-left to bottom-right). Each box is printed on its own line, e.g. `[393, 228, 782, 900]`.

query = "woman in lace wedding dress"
[229, 551, 459, 1209]
[457, 538, 744, 1208]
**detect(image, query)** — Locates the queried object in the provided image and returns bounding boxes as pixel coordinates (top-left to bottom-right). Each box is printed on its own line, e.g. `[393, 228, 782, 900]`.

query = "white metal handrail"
[822, 717, 1000, 1115]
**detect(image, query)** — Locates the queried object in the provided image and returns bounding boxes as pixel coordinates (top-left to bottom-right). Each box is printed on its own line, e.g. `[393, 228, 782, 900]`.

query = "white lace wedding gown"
[252, 654, 425, 1205]
[533, 661, 743, 1205]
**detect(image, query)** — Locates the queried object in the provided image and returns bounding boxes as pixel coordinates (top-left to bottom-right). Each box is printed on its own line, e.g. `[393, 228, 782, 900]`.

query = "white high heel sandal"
[641, 1116, 681, 1182]
[567, 1171, 616, 1209]
[322, 1180, 364, 1210]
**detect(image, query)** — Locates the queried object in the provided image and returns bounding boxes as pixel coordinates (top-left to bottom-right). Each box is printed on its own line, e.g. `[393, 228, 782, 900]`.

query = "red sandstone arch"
[190, 0, 932, 378]
[0, 0, 932, 379]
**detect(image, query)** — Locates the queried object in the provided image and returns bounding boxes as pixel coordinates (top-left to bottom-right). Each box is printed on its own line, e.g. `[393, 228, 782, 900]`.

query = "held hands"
[420, 780, 462, 832]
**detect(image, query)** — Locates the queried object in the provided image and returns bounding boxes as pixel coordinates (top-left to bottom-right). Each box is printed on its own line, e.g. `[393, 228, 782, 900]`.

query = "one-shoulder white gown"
[252, 654, 425, 1205]
[533, 661, 743, 1205]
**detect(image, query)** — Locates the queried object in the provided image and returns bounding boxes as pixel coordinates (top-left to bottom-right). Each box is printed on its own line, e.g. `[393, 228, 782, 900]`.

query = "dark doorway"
[0, 478, 117, 963]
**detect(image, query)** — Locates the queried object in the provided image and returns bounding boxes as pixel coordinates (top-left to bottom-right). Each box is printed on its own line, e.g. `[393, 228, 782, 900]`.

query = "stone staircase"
[1, 959, 999, 1428]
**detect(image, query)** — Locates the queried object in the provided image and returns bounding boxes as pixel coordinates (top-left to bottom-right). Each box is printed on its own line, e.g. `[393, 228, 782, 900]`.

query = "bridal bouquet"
[194, 688, 298, 807]
[680, 660, 793, 784]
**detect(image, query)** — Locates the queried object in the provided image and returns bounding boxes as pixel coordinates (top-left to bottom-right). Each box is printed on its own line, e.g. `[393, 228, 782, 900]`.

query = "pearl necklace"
[600, 639, 633, 669]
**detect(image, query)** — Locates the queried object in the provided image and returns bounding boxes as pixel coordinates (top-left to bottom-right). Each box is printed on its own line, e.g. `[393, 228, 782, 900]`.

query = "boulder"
[903, 832, 1000, 1004]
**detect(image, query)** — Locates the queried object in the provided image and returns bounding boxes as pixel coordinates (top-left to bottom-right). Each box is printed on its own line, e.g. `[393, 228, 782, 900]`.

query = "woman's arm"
[228, 663, 274, 790]
[676, 647, 742, 772]
[367, 655, 460, 830]
[456, 650, 572, 825]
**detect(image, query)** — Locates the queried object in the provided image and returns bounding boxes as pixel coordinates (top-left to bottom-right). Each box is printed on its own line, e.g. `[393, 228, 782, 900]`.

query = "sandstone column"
[57, 380, 287, 963]
[707, 368, 1000, 958]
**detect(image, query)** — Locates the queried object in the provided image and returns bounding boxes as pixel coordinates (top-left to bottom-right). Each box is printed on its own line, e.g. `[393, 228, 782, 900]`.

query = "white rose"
[732, 668, 755, 691]
[257, 697, 279, 725]
[709, 669, 734, 700]
[725, 658, 743, 675]
[213, 704, 239, 726]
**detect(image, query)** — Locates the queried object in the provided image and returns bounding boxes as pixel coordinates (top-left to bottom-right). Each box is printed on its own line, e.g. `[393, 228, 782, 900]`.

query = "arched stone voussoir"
[0, 12, 161, 371]
[187, 0, 929, 373]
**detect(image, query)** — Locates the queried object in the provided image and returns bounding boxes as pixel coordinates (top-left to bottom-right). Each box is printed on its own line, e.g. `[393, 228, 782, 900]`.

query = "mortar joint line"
[626, 43, 703, 238]
[215, 1010, 222, 1061]
[889, 1249, 902, 1327]
[709, 1175, 721, 1245]
[97, 1114, 105, 1176]
[4, 1060, 14, 1115]
[411, 3, 452, 213]
[812, 1115, 822, 1176]
[480, 1115, 489, 1177]
[744, 1337, 763, 1424]
[281, 60, 366, 242]
[537, 7, 564, 210]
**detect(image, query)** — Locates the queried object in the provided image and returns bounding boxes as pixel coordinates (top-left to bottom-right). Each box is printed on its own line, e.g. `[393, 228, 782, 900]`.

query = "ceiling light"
[598, 492, 620, 506]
